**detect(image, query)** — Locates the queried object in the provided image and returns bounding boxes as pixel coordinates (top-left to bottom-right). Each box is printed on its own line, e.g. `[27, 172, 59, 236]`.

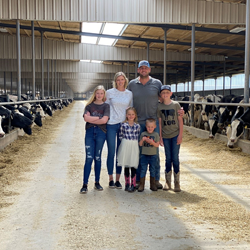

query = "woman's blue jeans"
[83, 126, 106, 184]
[163, 135, 180, 174]
[106, 123, 122, 175]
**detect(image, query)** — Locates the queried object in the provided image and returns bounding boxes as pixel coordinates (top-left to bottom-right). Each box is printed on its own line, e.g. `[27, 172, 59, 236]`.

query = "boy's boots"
[155, 180, 163, 189]
[163, 171, 172, 191]
[124, 175, 130, 191]
[128, 175, 136, 192]
[174, 172, 181, 192]
[150, 176, 157, 191]
[138, 177, 145, 192]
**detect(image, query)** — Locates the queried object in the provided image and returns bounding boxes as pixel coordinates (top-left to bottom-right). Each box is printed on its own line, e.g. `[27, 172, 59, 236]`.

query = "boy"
[138, 118, 160, 192]
[158, 85, 183, 192]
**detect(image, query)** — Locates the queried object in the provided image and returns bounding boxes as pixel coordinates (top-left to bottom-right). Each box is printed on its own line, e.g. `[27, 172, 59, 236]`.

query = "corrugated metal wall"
[0, 0, 246, 24]
[0, 35, 225, 62]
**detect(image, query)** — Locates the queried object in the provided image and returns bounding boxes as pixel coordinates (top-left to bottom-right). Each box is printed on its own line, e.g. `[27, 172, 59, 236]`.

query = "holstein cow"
[218, 95, 244, 129]
[1, 105, 33, 135]
[226, 108, 250, 148]
[180, 96, 190, 126]
[0, 116, 5, 138]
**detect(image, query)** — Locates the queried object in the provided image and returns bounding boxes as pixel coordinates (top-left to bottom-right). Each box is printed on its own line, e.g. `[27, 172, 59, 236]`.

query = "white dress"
[117, 139, 139, 169]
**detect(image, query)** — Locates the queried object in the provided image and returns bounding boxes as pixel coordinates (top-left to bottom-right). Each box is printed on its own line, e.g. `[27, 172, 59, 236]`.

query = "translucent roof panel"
[81, 22, 102, 44]
[81, 22, 125, 46]
[81, 36, 97, 44]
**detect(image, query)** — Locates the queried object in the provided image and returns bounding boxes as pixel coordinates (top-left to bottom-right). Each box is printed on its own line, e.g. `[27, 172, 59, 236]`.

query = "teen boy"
[157, 85, 183, 192]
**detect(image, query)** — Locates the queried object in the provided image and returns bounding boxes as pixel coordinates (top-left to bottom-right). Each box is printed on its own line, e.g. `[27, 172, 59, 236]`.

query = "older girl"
[80, 85, 110, 194]
[105, 72, 133, 189]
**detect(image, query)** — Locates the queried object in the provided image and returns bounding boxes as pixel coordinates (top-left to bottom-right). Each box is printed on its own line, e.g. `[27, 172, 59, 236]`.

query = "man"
[128, 60, 183, 189]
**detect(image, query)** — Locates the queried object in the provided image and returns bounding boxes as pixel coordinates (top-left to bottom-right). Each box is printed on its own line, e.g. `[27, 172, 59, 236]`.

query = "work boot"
[163, 171, 172, 191]
[174, 172, 181, 192]
[150, 176, 157, 191]
[155, 180, 163, 189]
[138, 177, 145, 192]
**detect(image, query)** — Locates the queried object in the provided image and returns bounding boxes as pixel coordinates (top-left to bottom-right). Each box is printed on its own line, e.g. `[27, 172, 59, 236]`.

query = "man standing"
[128, 60, 163, 189]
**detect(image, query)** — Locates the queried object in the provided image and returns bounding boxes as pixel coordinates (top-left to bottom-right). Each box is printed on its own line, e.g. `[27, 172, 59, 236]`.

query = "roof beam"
[0, 22, 245, 51]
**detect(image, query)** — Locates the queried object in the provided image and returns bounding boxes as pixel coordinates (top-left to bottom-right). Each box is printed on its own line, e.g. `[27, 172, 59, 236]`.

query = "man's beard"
[139, 73, 149, 79]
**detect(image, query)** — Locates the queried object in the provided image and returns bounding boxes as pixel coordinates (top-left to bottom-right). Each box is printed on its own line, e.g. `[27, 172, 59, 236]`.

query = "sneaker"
[80, 184, 88, 194]
[115, 181, 122, 189]
[125, 183, 130, 191]
[109, 180, 115, 189]
[95, 182, 103, 191]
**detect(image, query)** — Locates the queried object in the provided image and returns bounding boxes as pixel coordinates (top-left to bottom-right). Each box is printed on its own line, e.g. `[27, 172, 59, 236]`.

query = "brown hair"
[124, 107, 138, 123]
[113, 72, 129, 89]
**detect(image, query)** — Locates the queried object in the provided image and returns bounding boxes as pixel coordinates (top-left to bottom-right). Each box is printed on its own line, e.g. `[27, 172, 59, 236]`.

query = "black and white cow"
[226, 108, 250, 148]
[0, 116, 5, 138]
[217, 95, 244, 129]
[180, 96, 190, 126]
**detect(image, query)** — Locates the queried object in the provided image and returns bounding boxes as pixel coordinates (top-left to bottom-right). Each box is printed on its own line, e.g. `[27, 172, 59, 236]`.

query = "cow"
[40, 102, 52, 116]
[0, 116, 5, 138]
[180, 96, 190, 126]
[218, 95, 244, 129]
[226, 108, 250, 148]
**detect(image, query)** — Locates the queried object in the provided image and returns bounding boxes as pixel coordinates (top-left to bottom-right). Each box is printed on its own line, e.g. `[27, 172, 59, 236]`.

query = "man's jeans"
[140, 154, 158, 178]
[163, 135, 180, 174]
[106, 123, 122, 175]
[136, 120, 160, 182]
[83, 126, 106, 184]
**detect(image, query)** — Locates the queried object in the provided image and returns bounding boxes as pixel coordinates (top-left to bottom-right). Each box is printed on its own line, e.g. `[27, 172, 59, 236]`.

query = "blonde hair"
[112, 72, 129, 89]
[85, 85, 106, 108]
[124, 107, 138, 123]
[146, 118, 156, 125]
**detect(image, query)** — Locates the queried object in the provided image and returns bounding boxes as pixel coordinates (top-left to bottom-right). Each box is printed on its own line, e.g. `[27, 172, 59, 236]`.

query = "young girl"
[117, 107, 140, 192]
[80, 85, 110, 194]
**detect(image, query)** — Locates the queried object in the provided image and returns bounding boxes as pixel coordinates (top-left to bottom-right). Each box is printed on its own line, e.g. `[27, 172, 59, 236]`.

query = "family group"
[80, 60, 183, 194]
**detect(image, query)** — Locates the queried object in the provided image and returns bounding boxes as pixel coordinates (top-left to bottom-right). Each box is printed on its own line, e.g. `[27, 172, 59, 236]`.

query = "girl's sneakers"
[109, 180, 115, 188]
[95, 182, 103, 191]
[80, 184, 88, 194]
[115, 181, 122, 189]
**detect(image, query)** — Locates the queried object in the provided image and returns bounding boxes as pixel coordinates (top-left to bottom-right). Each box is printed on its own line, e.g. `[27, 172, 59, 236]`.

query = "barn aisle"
[0, 101, 249, 250]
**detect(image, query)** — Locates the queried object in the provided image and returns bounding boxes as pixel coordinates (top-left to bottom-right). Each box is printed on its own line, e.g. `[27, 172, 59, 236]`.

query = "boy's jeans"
[163, 135, 180, 174]
[140, 154, 158, 178]
[83, 126, 106, 184]
[106, 123, 122, 175]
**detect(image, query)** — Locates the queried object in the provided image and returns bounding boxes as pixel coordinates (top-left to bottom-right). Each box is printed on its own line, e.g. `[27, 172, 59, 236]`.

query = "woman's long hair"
[85, 85, 106, 109]
[112, 72, 128, 89]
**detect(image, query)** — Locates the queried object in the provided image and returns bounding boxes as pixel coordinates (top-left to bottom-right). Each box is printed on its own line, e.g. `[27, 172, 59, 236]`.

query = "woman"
[105, 72, 133, 189]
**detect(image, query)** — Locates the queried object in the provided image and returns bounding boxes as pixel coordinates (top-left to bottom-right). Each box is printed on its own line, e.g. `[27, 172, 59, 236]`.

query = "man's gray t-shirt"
[128, 77, 162, 124]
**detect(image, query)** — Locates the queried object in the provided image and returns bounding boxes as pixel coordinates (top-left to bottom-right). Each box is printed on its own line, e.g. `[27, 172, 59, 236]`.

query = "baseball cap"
[160, 85, 171, 92]
[138, 60, 150, 68]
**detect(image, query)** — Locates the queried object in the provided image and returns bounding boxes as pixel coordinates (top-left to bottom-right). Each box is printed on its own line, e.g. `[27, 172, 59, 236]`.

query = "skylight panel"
[82, 22, 102, 33]
[81, 36, 97, 44]
[102, 23, 125, 36]
[81, 22, 102, 44]
[98, 38, 116, 46]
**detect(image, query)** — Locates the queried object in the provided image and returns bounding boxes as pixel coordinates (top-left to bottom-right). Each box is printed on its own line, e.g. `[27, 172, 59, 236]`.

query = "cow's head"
[226, 120, 245, 148]
[208, 114, 218, 138]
